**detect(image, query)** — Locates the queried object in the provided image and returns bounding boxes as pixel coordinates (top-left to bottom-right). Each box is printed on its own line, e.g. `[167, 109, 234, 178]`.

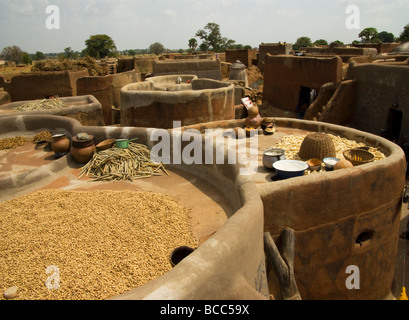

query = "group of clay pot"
[237, 104, 275, 138]
[50, 132, 95, 164]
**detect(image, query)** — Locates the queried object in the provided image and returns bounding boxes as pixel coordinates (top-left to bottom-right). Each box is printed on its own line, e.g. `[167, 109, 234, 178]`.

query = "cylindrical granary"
[120, 75, 235, 129]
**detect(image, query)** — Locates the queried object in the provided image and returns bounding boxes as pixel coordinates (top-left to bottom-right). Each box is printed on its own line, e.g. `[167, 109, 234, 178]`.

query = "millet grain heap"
[0, 189, 198, 300]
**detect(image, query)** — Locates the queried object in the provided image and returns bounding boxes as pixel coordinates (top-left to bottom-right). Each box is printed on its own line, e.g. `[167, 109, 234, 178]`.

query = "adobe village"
[1, 23, 409, 300]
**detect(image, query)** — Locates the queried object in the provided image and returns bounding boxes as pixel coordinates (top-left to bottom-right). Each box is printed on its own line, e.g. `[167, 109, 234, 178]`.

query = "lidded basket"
[298, 132, 336, 161]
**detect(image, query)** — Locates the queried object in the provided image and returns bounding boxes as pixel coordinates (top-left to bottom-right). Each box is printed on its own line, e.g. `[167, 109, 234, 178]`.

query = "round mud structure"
[120, 75, 235, 129]
[178, 117, 406, 300]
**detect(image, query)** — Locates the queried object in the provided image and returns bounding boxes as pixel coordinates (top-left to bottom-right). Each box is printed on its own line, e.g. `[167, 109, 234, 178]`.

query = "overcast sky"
[0, 0, 408, 54]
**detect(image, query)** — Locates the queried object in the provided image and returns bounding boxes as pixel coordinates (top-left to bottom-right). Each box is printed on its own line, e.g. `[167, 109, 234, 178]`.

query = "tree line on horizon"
[1, 22, 409, 65]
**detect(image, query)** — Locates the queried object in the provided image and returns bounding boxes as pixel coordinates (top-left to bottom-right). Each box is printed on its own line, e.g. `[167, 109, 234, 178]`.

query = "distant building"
[258, 43, 293, 72]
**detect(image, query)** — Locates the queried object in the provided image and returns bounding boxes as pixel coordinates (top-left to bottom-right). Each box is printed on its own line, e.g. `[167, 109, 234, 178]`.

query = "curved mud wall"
[2, 70, 89, 102]
[259, 118, 405, 300]
[179, 117, 406, 300]
[0, 115, 267, 300]
[120, 77, 235, 129]
[0, 95, 104, 126]
[76, 71, 142, 125]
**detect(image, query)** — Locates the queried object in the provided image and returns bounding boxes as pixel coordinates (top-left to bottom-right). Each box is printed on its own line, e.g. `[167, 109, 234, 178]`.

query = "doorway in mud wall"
[297, 86, 316, 119]
[386, 105, 403, 143]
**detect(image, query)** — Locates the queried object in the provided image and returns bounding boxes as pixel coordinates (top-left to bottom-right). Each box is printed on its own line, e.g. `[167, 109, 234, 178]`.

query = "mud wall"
[258, 118, 405, 300]
[353, 43, 401, 54]
[346, 62, 409, 142]
[0, 88, 10, 106]
[77, 70, 142, 125]
[304, 47, 378, 62]
[258, 43, 293, 72]
[175, 117, 406, 300]
[153, 59, 222, 80]
[117, 58, 135, 73]
[304, 79, 358, 125]
[2, 70, 89, 102]
[0, 95, 104, 126]
[226, 49, 257, 67]
[0, 114, 267, 300]
[120, 77, 235, 128]
[262, 55, 343, 113]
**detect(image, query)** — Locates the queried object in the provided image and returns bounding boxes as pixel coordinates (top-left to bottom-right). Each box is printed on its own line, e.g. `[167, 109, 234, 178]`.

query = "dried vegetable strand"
[79, 142, 169, 182]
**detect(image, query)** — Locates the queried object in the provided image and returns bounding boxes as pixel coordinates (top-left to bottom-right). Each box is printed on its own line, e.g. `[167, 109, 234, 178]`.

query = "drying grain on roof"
[0, 189, 198, 300]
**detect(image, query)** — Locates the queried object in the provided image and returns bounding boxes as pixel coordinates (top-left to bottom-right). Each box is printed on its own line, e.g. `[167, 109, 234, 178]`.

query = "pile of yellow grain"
[0, 130, 53, 150]
[0, 189, 198, 300]
[0, 137, 27, 150]
[0, 131, 53, 150]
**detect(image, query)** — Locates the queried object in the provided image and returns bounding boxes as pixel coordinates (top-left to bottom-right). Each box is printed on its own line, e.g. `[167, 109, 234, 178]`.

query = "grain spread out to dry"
[274, 134, 386, 173]
[0, 131, 53, 150]
[0, 189, 198, 300]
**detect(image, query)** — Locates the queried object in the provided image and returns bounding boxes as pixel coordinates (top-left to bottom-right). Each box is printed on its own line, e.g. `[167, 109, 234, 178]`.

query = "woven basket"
[298, 133, 336, 161]
[343, 148, 375, 166]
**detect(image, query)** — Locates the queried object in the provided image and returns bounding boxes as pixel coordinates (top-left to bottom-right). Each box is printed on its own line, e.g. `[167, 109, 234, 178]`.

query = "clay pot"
[244, 114, 262, 128]
[51, 134, 71, 153]
[247, 105, 259, 118]
[334, 159, 354, 170]
[71, 135, 95, 164]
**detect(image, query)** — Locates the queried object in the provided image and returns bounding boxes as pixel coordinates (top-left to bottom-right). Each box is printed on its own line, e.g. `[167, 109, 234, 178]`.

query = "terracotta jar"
[51, 134, 71, 153]
[244, 114, 262, 128]
[71, 135, 95, 164]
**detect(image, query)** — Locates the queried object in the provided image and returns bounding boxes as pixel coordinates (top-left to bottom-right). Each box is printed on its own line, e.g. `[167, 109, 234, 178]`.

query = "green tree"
[0, 45, 24, 64]
[127, 49, 137, 56]
[313, 39, 328, 46]
[359, 27, 380, 43]
[199, 43, 209, 52]
[228, 44, 253, 50]
[84, 34, 117, 59]
[330, 40, 345, 47]
[195, 22, 235, 52]
[63, 47, 78, 59]
[379, 31, 395, 43]
[34, 51, 46, 60]
[398, 24, 409, 42]
[188, 38, 198, 52]
[21, 52, 32, 65]
[149, 42, 165, 55]
[293, 37, 312, 50]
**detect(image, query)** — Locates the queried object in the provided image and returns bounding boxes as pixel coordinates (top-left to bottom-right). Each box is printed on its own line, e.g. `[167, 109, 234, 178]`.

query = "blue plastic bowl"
[273, 160, 308, 180]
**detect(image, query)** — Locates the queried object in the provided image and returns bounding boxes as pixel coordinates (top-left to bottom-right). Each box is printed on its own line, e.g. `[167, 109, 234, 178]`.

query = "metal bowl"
[262, 148, 286, 170]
